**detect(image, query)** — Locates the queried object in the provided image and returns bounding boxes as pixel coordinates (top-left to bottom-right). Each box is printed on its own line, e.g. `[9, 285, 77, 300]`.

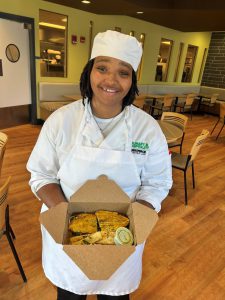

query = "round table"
[157, 120, 183, 143]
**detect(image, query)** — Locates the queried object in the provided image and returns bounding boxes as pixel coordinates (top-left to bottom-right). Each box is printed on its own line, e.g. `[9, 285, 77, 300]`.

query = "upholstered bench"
[39, 82, 81, 121]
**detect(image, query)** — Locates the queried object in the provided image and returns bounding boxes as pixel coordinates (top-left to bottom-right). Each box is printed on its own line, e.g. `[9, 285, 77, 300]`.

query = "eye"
[119, 70, 131, 77]
[96, 65, 107, 73]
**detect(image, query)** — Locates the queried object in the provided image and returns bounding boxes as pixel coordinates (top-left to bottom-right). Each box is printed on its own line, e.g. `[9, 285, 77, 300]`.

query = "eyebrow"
[94, 58, 132, 69]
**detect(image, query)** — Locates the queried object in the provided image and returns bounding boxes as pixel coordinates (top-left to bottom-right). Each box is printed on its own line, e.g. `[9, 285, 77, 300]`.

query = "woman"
[27, 30, 172, 300]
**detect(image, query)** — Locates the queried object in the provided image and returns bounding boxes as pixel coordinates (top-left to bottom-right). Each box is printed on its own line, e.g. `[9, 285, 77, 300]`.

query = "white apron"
[41, 106, 146, 295]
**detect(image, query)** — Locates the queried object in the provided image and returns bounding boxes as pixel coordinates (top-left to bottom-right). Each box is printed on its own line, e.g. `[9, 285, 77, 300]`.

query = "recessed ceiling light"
[81, 0, 91, 3]
[61, 18, 67, 22]
[136, 11, 144, 14]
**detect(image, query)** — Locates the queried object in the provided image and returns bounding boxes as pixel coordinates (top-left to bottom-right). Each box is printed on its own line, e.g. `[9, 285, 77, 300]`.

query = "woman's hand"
[37, 183, 67, 208]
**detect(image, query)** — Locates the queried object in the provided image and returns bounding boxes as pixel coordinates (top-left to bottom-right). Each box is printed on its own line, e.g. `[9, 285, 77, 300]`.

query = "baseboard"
[0, 104, 31, 129]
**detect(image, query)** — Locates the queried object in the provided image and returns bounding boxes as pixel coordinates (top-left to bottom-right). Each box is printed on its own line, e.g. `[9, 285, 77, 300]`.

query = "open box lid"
[63, 244, 135, 280]
[131, 202, 158, 244]
[70, 175, 131, 204]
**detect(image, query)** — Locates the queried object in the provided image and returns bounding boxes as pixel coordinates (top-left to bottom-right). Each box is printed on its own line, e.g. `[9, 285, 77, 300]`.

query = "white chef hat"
[90, 30, 143, 71]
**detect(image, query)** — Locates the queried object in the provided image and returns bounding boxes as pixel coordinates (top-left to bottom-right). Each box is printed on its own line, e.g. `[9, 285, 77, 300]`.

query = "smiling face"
[90, 56, 133, 118]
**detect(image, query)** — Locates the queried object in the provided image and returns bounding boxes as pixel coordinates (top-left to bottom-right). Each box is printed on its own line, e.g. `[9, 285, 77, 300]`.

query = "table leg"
[197, 96, 203, 113]
[173, 97, 179, 112]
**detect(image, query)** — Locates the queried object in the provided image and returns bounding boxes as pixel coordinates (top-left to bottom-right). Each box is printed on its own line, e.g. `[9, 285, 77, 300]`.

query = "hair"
[80, 59, 139, 109]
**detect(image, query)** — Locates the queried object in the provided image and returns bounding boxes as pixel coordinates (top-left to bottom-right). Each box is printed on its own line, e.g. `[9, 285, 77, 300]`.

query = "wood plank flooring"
[0, 114, 225, 300]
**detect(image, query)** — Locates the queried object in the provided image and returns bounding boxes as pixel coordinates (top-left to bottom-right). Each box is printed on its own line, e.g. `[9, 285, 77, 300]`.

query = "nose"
[104, 71, 118, 85]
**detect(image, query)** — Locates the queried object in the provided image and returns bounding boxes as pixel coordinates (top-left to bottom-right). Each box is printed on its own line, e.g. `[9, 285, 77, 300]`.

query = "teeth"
[103, 87, 117, 93]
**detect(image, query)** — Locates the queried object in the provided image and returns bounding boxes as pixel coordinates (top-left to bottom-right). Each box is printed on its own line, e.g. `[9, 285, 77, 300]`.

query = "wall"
[201, 32, 225, 88]
[1, 0, 212, 118]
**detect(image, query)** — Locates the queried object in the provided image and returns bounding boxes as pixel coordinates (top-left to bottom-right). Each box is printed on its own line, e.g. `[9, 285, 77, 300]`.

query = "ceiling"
[44, 0, 225, 32]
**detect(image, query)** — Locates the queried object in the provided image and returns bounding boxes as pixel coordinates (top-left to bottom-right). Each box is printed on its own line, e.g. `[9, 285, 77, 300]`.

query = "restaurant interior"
[0, 1, 225, 299]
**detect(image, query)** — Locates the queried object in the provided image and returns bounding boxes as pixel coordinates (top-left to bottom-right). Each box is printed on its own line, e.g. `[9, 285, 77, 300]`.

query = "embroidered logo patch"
[131, 141, 149, 155]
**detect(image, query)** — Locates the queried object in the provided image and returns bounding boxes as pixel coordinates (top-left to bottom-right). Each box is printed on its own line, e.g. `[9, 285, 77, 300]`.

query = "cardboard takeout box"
[40, 175, 158, 280]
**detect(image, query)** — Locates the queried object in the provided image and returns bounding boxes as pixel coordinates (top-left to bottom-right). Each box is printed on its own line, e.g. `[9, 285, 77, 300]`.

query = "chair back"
[185, 94, 195, 106]
[161, 112, 188, 132]
[219, 103, 225, 119]
[0, 132, 8, 178]
[189, 130, 209, 162]
[0, 177, 11, 231]
[210, 94, 219, 104]
[163, 95, 174, 108]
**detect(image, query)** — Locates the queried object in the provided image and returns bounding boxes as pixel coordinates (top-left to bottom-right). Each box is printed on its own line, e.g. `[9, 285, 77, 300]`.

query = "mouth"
[101, 86, 119, 94]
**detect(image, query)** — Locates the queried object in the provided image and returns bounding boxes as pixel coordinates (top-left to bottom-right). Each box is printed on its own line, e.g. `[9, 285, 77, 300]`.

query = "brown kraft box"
[40, 175, 158, 280]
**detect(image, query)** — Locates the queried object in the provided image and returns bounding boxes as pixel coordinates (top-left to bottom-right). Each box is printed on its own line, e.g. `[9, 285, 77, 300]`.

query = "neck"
[91, 101, 122, 119]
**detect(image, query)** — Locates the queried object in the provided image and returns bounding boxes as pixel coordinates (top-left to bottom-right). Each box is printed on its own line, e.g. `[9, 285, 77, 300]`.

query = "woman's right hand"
[37, 183, 67, 208]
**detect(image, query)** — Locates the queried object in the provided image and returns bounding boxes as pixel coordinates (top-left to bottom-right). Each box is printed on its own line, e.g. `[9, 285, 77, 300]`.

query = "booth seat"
[39, 82, 81, 120]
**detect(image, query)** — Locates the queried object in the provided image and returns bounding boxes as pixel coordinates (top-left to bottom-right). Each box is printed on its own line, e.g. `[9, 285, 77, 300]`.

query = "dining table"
[157, 120, 183, 143]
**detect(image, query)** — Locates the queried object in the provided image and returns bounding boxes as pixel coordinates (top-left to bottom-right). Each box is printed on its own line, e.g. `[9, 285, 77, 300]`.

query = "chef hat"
[90, 30, 143, 71]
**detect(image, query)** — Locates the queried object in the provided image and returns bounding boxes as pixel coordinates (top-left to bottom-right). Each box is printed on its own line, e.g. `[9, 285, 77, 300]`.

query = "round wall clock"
[5, 44, 20, 63]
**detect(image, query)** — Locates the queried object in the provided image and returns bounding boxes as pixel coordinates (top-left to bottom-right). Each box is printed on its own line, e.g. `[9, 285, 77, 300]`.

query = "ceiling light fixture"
[162, 41, 171, 45]
[136, 11, 144, 14]
[39, 22, 66, 30]
[81, 0, 91, 3]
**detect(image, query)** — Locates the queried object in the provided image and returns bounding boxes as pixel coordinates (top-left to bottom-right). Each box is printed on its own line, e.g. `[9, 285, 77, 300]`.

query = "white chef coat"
[27, 99, 172, 295]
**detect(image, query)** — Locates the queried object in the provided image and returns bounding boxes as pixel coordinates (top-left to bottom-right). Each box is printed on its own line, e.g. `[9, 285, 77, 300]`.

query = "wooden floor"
[0, 114, 225, 300]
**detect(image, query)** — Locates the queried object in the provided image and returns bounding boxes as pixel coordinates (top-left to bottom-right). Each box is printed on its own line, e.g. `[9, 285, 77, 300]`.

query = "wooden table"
[158, 120, 183, 143]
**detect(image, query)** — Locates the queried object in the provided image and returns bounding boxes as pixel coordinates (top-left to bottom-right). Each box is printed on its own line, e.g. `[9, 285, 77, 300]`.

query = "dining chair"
[148, 95, 174, 119]
[200, 93, 219, 113]
[175, 94, 196, 120]
[210, 102, 225, 140]
[0, 177, 27, 282]
[171, 129, 209, 205]
[161, 112, 188, 153]
[0, 132, 8, 178]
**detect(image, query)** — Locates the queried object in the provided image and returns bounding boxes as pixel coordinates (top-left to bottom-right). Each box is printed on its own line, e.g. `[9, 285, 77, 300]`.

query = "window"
[182, 45, 198, 82]
[155, 38, 173, 82]
[39, 10, 68, 77]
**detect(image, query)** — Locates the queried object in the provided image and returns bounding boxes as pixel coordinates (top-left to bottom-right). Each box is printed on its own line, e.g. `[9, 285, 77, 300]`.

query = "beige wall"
[1, 0, 211, 86]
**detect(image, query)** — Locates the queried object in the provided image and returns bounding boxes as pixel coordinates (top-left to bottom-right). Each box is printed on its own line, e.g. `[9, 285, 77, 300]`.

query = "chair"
[211, 102, 225, 140]
[0, 177, 27, 282]
[161, 112, 188, 153]
[171, 129, 209, 205]
[149, 95, 174, 119]
[176, 94, 196, 120]
[200, 93, 219, 113]
[0, 132, 8, 178]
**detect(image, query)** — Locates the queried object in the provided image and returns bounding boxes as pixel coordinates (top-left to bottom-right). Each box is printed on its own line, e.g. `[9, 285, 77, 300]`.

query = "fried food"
[95, 210, 129, 232]
[95, 231, 115, 245]
[70, 235, 85, 245]
[83, 231, 103, 244]
[69, 213, 97, 234]
[68, 210, 130, 245]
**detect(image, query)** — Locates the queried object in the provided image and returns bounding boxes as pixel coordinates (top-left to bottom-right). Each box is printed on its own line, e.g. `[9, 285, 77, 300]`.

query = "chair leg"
[216, 124, 225, 140]
[184, 171, 188, 205]
[5, 206, 27, 282]
[9, 225, 16, 240]
[5, 231, 27, 282]
[211, 119, 220, 134]
[192, 163, 195, 189]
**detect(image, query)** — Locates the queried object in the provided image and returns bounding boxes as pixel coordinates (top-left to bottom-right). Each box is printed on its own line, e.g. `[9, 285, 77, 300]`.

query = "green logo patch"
[132, 141, 149, 150]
